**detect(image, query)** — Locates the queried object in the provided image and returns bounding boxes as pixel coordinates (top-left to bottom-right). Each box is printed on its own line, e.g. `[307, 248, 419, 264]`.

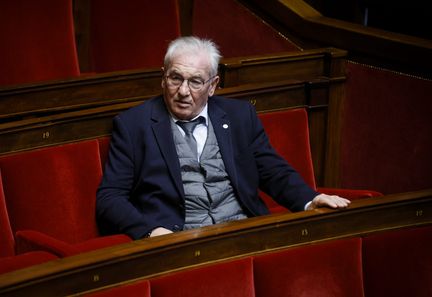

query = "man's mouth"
[175, 100, 192, 108]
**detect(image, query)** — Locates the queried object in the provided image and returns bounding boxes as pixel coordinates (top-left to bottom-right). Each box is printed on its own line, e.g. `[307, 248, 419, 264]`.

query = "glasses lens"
[167, 75, 182, 87]
[166, 74, 208, 91]
[188, 79, 204, 91]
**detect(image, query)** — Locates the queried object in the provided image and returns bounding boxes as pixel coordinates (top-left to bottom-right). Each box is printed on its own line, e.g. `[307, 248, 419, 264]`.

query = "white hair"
[164, 36, 221, 77]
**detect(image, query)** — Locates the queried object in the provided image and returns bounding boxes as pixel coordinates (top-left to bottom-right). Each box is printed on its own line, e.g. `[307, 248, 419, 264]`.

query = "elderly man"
[96, 36, 350, 239]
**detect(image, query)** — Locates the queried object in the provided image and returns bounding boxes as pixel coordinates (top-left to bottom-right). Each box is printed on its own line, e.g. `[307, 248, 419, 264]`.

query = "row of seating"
[0, 139, 132, 274]
[84, 226, 432, 297]
[0, 0, 179, 86]
[0, 0, 298, 86]
[0, 108, 381, 275]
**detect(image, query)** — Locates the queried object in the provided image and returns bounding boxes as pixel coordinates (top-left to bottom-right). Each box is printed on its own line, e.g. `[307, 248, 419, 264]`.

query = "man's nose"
[178, 79, 191, 95]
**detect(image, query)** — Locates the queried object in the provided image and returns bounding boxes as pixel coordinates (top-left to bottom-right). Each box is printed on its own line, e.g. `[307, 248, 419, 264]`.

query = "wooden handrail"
[0, 189, 431, 296]
[240, 0, 432, 77]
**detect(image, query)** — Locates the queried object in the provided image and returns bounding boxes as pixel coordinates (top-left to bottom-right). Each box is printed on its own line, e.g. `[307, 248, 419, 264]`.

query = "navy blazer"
[97, 95, 318, 239]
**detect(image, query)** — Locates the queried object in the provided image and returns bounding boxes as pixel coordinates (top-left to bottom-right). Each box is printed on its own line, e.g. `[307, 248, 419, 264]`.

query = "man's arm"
[97, 115, 153, 239]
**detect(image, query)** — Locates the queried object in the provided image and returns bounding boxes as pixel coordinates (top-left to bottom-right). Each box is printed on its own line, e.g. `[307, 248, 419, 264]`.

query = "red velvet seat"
[362, 225, 432, 297]
[193, 0, 299, 58]
[0, 172, 58, 274]
[150, 258, 255, 297]
[253, 238, 365, 297]
[0, 0, 80, 86]
[258, 108, 382, 213]
[0, 140, 131, 258]
[89, 0, 180, 73]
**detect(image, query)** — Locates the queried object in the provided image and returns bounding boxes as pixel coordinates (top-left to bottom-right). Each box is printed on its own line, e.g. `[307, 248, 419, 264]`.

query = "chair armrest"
[15, 230, 78, 257]
[0, 251, 58, 274]
[16, 230, 132, 258]
[317, 187, 383, 200]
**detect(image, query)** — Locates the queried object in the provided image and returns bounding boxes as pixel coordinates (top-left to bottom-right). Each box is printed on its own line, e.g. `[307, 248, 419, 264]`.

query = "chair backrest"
[89, 0, 180, 72]
[362, 226, 432, 297]
[192, 0, 299, 58]
[0, 171, 15, 257]
[257, 108, 316, 213]
[258, 108, 317, 188]
[254, 238, 365, 297]
[0, 140, 103, 244]
[150, 258, 255, 297]
[0, 0, 80, 86]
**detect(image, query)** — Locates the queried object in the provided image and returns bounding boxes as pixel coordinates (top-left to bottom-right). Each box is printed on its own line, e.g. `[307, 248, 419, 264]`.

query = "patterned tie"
[176, 116, 205, 159]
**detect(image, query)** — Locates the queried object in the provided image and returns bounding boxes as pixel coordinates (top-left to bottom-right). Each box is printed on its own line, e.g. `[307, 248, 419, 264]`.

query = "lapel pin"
[222, 124, 229, 129]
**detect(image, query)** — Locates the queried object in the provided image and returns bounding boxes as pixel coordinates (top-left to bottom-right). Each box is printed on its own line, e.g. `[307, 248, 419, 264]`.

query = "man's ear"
[161, 67, 165, 88]
[208, 76, 220, 96]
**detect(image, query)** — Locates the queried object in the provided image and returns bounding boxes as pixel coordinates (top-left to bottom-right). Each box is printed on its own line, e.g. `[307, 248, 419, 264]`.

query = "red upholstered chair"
[258, 108, 382, 213]
[83, 280, 150, 297]
[0, 171, 58, 274]
[253, 238, 365, 297]
[89, 0, 180, 73]
[193, 0, 299, 58]
[0, 140, 131, 258]
[0, 0, 80, 86]
[362, 226, 432, 297]
[150, 258, 255, 297]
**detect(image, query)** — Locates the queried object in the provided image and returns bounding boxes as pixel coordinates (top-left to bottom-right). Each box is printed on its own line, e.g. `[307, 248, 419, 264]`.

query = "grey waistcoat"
[171, 118, 247, 230]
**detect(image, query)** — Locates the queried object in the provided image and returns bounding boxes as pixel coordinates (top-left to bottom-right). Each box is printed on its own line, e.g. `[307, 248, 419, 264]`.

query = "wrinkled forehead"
[166, 51, 212, 77]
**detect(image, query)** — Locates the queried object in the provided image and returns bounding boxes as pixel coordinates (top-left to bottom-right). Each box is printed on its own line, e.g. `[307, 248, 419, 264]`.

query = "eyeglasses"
[165, 73, 216, 91]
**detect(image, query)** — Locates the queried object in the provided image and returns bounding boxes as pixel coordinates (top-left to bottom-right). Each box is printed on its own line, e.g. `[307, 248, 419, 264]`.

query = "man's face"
[162, 52, 219, 120]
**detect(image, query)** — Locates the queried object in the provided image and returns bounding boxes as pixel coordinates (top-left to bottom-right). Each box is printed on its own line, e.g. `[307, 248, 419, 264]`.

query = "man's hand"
[149, 227, 174, 237]
[307, 193, 351, 210]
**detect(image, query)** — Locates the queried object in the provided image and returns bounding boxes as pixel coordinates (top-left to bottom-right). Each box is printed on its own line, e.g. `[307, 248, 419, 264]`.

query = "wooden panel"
[0, 80, 323, 154]
[0, 189, 431, 297]
[220, 47, 346, 87]
[0, 69, 162, 120]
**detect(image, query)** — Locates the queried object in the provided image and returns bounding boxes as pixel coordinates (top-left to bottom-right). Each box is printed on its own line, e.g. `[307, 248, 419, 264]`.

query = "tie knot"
[176, 116, 204, 135]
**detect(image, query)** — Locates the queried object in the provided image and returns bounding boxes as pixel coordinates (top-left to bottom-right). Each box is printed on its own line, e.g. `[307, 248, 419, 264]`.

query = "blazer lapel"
[151, 98, 185, 197]
[208, 99, 239, 191]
